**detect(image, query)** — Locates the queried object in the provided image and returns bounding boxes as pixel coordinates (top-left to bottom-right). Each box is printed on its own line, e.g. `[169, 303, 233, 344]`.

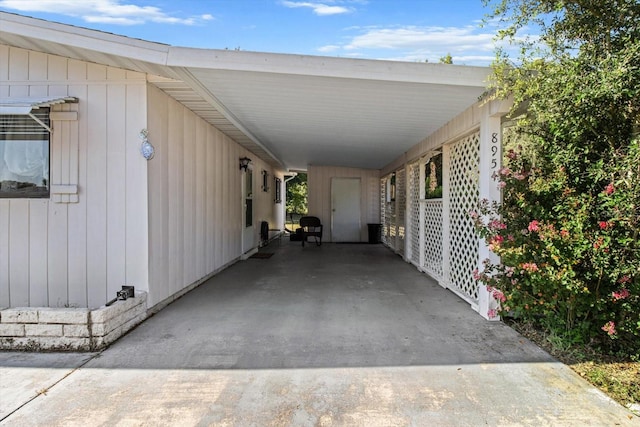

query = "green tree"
[477, 0, 640, 353]
[439, 53, 453, 64]
[285, 173, 308, 217]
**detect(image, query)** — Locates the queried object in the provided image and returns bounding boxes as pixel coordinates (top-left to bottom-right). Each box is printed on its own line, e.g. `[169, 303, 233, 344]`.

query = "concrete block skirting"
[0, 291, 147, 351]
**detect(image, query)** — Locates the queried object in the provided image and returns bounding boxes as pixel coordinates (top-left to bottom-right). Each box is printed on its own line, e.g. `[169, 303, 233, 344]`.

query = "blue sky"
[0, 0, 508, 65]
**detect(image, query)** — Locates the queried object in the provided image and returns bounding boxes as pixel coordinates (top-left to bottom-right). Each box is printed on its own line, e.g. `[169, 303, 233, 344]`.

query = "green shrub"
[472, 137, 639, 354]
[478, 0, 640, 357]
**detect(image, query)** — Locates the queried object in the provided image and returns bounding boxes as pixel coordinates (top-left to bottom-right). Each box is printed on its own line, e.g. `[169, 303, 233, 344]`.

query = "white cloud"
[314, 24, 519, 66]
[281, 1, 352, 16]
[0, 0, 213, 25]
[318, 44, 340, 52]
[345, 26, 495, 52]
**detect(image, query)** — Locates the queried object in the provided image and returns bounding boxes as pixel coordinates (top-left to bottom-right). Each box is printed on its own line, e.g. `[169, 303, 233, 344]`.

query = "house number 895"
[491, 132, 499, 169]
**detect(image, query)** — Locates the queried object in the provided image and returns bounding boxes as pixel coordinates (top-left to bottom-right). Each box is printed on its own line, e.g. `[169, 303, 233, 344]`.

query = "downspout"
[284, 173, 298, 231]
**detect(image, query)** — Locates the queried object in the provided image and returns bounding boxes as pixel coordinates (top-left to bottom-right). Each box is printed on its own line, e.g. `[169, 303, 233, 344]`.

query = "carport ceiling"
[181, 63, 490, 171]
[0, 11, 492, 171]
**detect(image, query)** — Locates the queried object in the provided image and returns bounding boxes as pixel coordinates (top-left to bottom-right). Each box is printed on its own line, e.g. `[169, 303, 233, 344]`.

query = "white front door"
[242, 168, 254, 253]
[331, 177, 361, 242]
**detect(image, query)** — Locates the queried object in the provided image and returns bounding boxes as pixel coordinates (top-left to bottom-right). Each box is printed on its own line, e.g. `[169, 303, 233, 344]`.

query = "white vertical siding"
[0, 46, 149, 308]
[146, 85, 281, 307]
[308, 166, 380, 243]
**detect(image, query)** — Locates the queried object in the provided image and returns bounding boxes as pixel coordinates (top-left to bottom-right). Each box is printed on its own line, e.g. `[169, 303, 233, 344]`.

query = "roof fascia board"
[0, 12, 170, 65]
[171, 67, 285, 169]
[167, 46, 491, 87]
[1, 12, 489, 88]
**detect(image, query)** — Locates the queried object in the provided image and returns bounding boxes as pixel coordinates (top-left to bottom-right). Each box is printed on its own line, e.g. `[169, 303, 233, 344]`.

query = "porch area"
[1, 242, 634, 426]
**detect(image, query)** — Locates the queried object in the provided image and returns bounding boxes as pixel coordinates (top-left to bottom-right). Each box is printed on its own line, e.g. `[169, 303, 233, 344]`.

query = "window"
[386, 172, 396, 202]
[274, 177, 282, 203]
[424, 153, 442, 199]
[0, 108, 50, 198]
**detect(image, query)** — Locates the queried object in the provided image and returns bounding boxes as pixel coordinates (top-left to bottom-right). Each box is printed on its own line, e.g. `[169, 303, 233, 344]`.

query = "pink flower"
[489, 220, 507, 230]
[492, 289, 507, 303]
[598, 221, 610, 230]
[560, 229, 569, 238]
[604, 183, 615, 195]
[521, 262, 539, 273]
[612, 289, 630, 301]
[618, 275, 631, 284]
[601, 321, 616, 336]
[593, 237, 605, 250]
[499, 167, 512, 176]
[472, 268, 480, 281]
[498, 181, 507, 189]
[528, 220, 540, 232]
[468, 210, 478, 219]
[487, 309, 498, 319]
[491, 235, 504, 244]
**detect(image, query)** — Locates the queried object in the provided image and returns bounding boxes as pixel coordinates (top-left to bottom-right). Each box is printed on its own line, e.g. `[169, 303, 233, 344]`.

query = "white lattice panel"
[380, 177, 388, 245]
[408, 162, 421, 265]
[423, 199, 443, 279]
[396, 169, 406, 255]
[382, 177, 395, 248]
[388, 198, 396, 251]
[448, 132, 480, 302]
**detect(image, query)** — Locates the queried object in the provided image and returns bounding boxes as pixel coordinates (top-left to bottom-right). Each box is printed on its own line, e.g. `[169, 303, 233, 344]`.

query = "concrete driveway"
[1, 242, 637, 426]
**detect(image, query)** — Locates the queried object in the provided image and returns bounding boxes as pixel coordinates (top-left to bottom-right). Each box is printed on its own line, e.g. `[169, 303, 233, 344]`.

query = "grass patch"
[507, 319, 639, 413]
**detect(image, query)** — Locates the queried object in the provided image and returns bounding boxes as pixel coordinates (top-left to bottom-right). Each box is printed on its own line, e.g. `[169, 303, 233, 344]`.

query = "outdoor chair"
[299, 216, 323, 247]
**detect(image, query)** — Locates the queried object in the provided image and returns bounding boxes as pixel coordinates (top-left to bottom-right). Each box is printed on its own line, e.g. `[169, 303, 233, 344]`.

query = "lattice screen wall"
[448, 132, 480, 303]
[382, 176, 397, 249]
[423, 199, 443, 280]
[408, 162, 421, 266]
[396, 169, 406, 255]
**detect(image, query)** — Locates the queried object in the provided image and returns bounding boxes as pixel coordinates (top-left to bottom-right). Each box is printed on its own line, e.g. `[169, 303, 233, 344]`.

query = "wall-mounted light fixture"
[139, 129, 155, 160]
[239, 156, 251, 171]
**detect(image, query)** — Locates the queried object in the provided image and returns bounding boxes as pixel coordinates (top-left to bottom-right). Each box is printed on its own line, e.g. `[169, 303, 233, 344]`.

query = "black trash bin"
[367, 223, 382, 244]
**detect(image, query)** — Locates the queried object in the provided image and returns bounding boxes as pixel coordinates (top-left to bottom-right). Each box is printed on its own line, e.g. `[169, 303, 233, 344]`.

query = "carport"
[1, 12, 505, 351]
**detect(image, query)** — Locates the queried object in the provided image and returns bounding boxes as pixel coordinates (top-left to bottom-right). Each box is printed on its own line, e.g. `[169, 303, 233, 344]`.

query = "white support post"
[441, 145, 451, 289]
[477, 99, 511, 320]
[418, 158, 426, 270]
[404, 164, 410, 261]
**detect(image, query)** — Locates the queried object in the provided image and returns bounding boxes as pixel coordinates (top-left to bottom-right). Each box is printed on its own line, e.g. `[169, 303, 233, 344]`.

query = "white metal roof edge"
[0, 12, 490, 89]
[167, 47, 491, 87]
[0, 11, 170, 65]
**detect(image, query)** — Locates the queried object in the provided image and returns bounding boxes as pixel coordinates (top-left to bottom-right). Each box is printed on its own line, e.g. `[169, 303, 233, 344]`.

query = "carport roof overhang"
[0, 11, 492, 171]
